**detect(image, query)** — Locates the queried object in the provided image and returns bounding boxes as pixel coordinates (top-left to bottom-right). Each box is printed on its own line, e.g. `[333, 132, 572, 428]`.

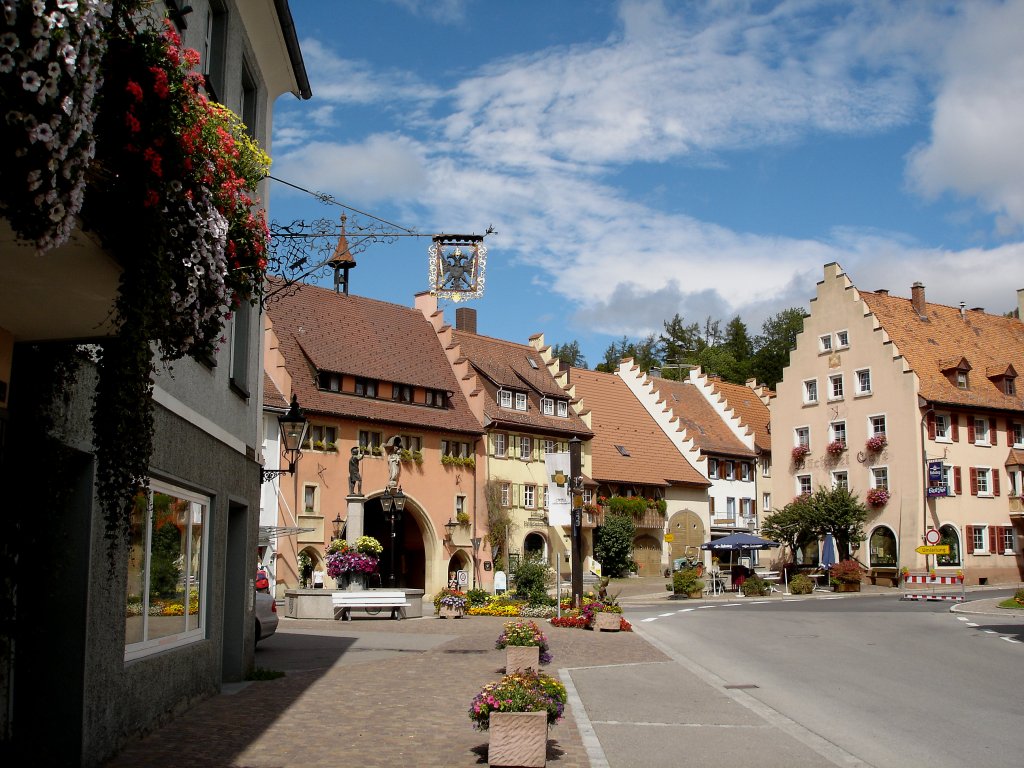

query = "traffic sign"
[924, 528, 942, 545]
[915, 545, 950, 555]
[664, 533, 675, 543]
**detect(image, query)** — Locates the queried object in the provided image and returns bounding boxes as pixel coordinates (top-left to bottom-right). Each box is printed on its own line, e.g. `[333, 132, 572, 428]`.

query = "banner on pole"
[545, 451, 571, 526]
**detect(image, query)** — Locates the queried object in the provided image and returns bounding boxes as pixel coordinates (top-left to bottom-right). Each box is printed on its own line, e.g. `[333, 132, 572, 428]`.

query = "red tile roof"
[650, 377, 757, 458]
[266, 279, 483, 436]
[860, 291, 1024, 411]
[569, 368, 708, 487]
[263, 372, 289, 410]
[706, 377, 772, 453]
[452, 330, 592, 438]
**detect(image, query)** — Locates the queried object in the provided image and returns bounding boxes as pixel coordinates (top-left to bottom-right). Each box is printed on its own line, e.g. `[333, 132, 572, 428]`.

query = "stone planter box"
[439, 605, 464, 619]
[833, 581, 861, 593]
[592, 612, 621, 632]
[505, 645, 540, 672]
[488, 710, 547, 767]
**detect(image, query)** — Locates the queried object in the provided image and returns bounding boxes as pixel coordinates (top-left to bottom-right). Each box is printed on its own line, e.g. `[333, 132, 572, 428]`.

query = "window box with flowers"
[828, 559, 863, 592]
[866, 487, 890, 508]
[792, 445, 811, 462]
[826, 440, 846, 458]
[865, 434, 888, 453]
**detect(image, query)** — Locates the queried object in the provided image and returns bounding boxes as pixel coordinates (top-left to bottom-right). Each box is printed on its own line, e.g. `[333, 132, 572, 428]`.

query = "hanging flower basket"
[866, 487, 890, 507]
[865, 434, 888, 453]
[826, 440, 846, 457]
[791, 445, 810, 462]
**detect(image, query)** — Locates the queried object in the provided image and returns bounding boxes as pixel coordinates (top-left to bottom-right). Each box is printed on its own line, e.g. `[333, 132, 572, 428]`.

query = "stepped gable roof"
[265, 279, 482, 435]
[570, 368, 706, 487]
[708, 377, 771, 453]
[452, 329, 591, 437]
[860, 291, 1024, 411]
[652, 377, 757, 458]
[263, 372, 289, 410]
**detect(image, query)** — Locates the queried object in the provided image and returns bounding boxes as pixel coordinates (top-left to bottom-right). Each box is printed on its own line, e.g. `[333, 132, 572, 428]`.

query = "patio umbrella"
[700, 532, 781, 551]
[820, 533, 838, 571]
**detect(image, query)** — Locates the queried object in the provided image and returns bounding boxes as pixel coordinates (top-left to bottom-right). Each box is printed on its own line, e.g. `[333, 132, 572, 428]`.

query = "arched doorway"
[632, 534, 661, 576]
[667, 510, 705, 562]
[446, 550, 471, 590]
[297, 545, 322, 588]
[523, 532, 547, 562]
[936, 524, 961, 567]
[362, 495, 426, 590]
[868, 526, 897, 568]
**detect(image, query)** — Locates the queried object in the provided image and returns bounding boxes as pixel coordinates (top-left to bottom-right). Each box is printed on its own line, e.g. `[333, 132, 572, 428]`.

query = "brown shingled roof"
[570, 368, 708, 487]
[707, 377, 772, 453]
[266, 279, 483, 436]
[861, 291, 1024, 411]
[650, 377, 757, 458]
[452, 330, 592, 438]
[263, 372, 289, 410]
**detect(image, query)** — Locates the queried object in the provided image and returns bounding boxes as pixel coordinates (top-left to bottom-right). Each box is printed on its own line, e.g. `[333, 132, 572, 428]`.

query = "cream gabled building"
[772, 263, 1024, 585]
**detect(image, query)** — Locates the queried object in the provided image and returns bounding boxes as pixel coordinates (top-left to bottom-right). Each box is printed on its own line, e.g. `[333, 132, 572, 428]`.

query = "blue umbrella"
[820, 533, 838, 570]
[700, 532, 781, 551]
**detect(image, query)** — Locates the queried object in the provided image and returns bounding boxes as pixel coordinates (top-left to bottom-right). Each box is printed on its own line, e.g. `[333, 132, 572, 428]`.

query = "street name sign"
[915, 545, 950, 555]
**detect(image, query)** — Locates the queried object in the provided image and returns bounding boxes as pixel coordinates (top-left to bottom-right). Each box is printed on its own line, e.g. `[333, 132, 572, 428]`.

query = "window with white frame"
[494, 433, 508, 457]
[541, 485, 548, 509]
[870, 415, 886, 437]
[515, 392, 528, 411]
[524, 484, 536, 509]
[500, 482, 511, 507]
[871, 466, 889, 490]
[832, 471, 849, 490]
[795, 427, 810, 449]
[498, 389, 512, 408]
[829, 374, 844, 400]
[740, 498, 753, 518]
[519, 435, 532, 459]
[557, 401, 568, 417]
[935, 413, 951, 441]
[797, 475, 812, 495]
[819, 334, 832, 353]
[1013, 422, 1024, 447]
[708, 458, 719, 477]
[803, 379, 818, 404]
[855, 368, 872, 396]
[956, 370, 968, 389]
[973, 417, 989, 445]
[740, 462, 751, 481]
[762, 492, 771, 513]
[836, 330, 849, 348]
[941, 464, 956, 495]
[541, 398, 554, 416]
[975, 467, 991, 495]
[544, 439, 556, 455]
[584, 488, 594, 505]
[725, 497, 736, 520]
[760, 457, 771, 478]
[831, 421, 847, 446]
[125, 481, 208, 660]
[455, 495, 466, 518]
[725, 461, 735, 480]
[303, 485, 317, 512]
[1001, 527, 1014, 553]
[971, 525, 986, 553]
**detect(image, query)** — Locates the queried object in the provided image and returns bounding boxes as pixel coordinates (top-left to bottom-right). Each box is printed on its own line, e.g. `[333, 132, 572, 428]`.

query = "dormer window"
[541, 397, 554, 416]
[318, 371, 341, 392]
[956, 371, 968, 389]
[556, 400, 568, 417]
[986, 364, 1017, 396]
[1007, 378, 1017, 396]
[425, 389, 447, 408]
[498, 389, 512, 408]
[940, 356, 972, 390]
[354, 378, 377, 397]
[515, 392, 527, 411]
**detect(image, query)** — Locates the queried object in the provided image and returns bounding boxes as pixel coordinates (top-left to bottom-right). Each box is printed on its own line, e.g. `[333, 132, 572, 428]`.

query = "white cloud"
[907, 0, 1024, 231]
[298, 38, 442, 105]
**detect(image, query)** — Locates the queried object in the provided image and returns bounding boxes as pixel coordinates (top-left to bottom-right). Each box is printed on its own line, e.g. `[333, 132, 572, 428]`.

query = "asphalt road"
[624, 591, 1023, 768]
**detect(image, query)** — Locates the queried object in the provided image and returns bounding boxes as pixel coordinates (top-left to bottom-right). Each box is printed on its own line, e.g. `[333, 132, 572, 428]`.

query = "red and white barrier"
[903, 593, 964, 602]
[904, 574, 963, 586]
[901, 572, 965, 602]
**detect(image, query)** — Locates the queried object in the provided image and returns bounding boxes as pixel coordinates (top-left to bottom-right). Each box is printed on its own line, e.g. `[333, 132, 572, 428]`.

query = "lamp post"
[261, 394, 309, 482]
[332, 513, 343, 540]
[569, 437, 583, 608]
[380, 486, 406, 587]
[444, 519, 458, 541]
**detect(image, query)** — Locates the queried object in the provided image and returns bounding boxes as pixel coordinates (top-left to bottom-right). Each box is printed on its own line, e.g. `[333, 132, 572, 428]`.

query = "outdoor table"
[760, 571, 782, 593]
[705, 570, 726, 596]
[808, 572, 829, 592]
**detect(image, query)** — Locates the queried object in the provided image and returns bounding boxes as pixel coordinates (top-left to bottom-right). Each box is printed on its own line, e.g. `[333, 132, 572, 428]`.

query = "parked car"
[255, 591, 278, 643]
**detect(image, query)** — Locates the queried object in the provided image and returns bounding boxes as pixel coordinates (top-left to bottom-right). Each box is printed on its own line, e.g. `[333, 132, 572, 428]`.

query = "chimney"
[455, 307, 477, 334]
[875, 289, 889, 296]
[959, 301, 966, 320]
[1018, 288, 1024, 320]
[911, 282, 926, 318]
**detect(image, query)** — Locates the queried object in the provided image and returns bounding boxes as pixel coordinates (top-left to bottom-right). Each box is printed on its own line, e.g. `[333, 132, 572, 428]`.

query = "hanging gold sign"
[428, 234, 487, 302]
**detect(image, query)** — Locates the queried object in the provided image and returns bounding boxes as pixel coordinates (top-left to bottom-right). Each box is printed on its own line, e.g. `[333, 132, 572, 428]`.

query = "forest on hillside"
[551, 307, 806, 389]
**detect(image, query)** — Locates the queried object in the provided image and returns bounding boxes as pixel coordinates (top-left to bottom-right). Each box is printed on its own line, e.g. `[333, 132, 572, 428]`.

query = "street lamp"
[444, 519, 458, 540]
[332, 513, 343, 540]
[380, 486, 406, 587]
[261, 394, 309, 483]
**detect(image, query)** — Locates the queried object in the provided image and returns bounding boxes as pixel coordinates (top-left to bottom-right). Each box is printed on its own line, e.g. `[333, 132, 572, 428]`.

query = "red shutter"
[953, 466, 962, 495]
[927, 412, 935, 440]
[990, 417, 997, 443]
[989, 526, 998, 554]
[951, 415, 959, 442]
[965, 526, 974, 554]
[967, 418, 975, 443]
[1009, 422, 1016, 447]
[993, 468, 1000, 496]
[969, 467, 978, 496]
[718, 462, 725, 480]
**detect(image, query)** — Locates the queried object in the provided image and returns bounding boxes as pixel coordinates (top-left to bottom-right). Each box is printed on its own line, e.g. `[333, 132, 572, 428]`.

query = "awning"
[259, 525, 315, 546]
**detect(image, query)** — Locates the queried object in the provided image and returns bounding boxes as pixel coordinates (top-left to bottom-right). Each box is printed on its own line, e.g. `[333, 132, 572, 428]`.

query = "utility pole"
[570, 437, 583, 608]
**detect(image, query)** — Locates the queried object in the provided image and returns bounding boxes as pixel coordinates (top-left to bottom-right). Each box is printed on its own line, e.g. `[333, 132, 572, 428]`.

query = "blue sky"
[270, 0, 1024, 367]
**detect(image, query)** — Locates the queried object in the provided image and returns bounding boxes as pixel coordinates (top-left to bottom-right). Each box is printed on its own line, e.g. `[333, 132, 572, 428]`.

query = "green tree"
[804, 486, 869, 557]
[511, 553, 552, 602]
[593, 511, 636, 578]
[751, 307, 806, 388]
[551, 340, 586, 368]
[761, 496, 816, 557]
[149, 521, 182, 597]
[596, 334, 660, 373]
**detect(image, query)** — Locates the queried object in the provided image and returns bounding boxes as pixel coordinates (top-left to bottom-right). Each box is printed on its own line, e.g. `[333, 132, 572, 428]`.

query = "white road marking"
[956, 617, 969, 621]
[965, 622, 979, 627]
[722, 603, 742, 607]
[982, 630, 996, 634]
[1001, 637, 1021, 644]
[659, 612, 675, 617]
[641, 617, 658, 622]
[677, 608, 695, 613]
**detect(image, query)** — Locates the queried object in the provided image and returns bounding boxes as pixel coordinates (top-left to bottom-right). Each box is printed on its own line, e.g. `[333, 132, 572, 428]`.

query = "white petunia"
[0, 31, 17, 50]
[49, 202, 65, 222]
[0, 53, 13, 73]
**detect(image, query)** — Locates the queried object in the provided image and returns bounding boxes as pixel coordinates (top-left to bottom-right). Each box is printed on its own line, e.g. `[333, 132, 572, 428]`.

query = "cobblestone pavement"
[105, 585, 668, 768]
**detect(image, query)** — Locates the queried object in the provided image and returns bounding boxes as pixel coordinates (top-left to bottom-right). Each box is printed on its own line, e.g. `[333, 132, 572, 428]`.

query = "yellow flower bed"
[467, 604, 521, 617]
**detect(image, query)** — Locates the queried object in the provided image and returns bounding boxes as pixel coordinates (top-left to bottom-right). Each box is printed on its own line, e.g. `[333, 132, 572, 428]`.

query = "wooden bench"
[331, 590, 411, 621]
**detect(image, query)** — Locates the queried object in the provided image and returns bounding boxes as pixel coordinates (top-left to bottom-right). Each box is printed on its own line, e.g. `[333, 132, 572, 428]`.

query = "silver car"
[254, 591, 279, 643]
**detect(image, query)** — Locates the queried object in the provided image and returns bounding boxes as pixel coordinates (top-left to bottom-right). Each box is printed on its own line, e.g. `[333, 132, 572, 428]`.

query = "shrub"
[829, 559, 863, 584]
[465, 588, 490, 607]
[1015, 588, 1024, 607]
[789, 574, 814, 595]
[741, 575, 770, 596]
[512, 554, 552, 598]
[672, 567, 705, 595]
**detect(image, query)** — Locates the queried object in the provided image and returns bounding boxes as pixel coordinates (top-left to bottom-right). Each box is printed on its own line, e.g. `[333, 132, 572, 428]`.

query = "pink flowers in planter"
[866, 487, 890, 507]
[792, 444, 810, 461]
[865, 434, 888, 453]
[826, 440, 846, 457]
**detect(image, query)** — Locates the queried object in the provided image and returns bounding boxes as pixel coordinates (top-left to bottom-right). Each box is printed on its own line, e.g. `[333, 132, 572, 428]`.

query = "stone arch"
[363, 490, 429, 591]
[868, 525, 897, 568]
[445, 550, 472, 589]
[523, 531, 547, 561]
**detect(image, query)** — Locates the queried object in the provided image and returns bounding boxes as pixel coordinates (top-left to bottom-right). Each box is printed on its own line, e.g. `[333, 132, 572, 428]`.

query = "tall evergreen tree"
[751, 307, 806, 388]
[551, 340, 586, 368]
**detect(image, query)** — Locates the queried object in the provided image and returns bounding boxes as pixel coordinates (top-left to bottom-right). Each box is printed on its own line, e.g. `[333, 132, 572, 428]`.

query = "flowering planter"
[488, 710, 548, 768]
[440, 605, 464, 619]
[506, 645, 540, 673]
[592, 612, 621, 632]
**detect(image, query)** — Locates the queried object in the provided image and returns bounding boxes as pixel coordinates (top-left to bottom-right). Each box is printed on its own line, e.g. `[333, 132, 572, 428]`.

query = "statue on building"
[384, 435, 403, 490]
[348, 446, 364, 495]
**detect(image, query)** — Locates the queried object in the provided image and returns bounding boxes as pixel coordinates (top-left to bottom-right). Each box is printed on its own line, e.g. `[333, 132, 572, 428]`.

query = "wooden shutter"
[951, 415, 959, 442]
[718, 461, 725, 480]
[1009, 422, 1016, 447]
[927, 412, 935, 440]
[969, 467, 978, 496]
[967, 418, 975, 443]
[989, 526, 998, 554]
[965, 526, 974, 554]
[992, 468, 1000, 496]
[709, 496, 716, 514]
[989, 418, 997, 442]
[953, 466, 962, 495]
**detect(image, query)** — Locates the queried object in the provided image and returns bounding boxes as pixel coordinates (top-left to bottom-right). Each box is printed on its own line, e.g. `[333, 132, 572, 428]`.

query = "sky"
[269, 0, 1024, 368]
